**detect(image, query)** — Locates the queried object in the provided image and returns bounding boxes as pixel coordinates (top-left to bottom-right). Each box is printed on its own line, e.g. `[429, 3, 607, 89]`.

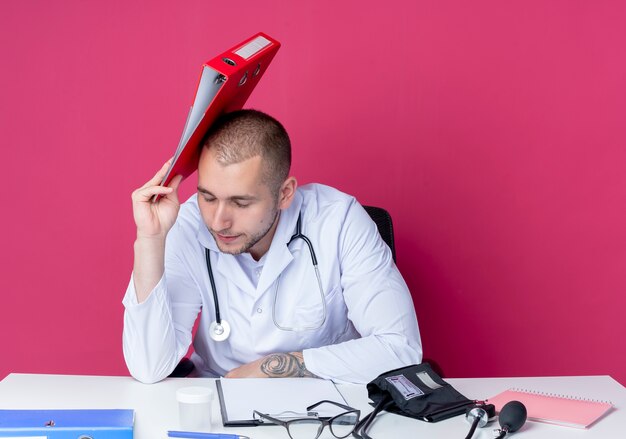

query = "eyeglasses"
[253, 400, 361, 439]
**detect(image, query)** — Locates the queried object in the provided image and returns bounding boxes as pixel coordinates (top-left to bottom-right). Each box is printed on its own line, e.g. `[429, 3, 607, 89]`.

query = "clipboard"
[160, 32, 281, 188]
[216, 378, 348, 427]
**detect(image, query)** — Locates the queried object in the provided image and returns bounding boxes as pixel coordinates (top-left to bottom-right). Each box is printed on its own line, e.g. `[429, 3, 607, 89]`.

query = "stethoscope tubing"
[205, 213, 325, 341]
[205, 248, 222, 324]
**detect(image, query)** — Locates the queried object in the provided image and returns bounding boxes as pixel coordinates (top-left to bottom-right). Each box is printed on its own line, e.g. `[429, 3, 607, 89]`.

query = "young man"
[123, 110, 422, 384]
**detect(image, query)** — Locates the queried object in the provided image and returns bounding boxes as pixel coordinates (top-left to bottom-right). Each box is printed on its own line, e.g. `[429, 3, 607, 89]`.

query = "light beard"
[211, 207, 280, 256]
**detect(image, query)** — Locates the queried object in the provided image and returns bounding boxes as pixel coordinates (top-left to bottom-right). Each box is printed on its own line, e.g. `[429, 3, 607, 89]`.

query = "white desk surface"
[0, 373, 624, 438]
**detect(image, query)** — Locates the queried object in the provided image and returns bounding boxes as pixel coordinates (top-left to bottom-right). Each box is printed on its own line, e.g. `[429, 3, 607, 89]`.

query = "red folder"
[160, 32, 281, 187]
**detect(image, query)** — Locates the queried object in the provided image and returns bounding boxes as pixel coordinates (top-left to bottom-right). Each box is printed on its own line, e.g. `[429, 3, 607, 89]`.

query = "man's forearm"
[133, 236, 166, 303]
[259, 352, 317, 378]
[225, 351, 319, 378]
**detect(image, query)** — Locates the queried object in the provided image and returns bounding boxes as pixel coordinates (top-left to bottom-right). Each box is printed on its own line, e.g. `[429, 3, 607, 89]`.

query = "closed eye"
[233, 200, 251, 208]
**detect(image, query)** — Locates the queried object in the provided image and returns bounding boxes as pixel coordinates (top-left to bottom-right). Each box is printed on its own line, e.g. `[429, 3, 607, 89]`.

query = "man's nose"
[211, 203, 232, 231]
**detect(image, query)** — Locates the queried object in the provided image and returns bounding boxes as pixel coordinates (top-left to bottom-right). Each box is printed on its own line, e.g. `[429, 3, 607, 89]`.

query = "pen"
[167, 431, 249, 439]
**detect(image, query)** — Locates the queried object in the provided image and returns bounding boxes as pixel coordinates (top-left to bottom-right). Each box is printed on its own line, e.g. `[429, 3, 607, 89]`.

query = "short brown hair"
[202, 109, 291, 195]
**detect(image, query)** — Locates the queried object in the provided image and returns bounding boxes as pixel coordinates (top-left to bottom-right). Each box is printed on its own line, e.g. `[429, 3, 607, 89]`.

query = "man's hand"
[225, 352, 318, 378]
[131, 160, 183, 302]
[131, 159, 183, 239]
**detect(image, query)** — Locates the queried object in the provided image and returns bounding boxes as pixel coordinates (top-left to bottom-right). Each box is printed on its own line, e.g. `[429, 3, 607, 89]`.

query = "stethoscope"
[206, 213, 326, 342]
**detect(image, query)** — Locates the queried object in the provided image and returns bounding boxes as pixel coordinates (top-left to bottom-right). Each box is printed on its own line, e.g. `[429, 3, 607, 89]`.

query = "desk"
[0, 374, 624, 438]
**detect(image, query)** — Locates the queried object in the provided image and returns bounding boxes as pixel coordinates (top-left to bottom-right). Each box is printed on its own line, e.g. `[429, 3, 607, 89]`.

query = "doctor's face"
[197, 148, 293, 260]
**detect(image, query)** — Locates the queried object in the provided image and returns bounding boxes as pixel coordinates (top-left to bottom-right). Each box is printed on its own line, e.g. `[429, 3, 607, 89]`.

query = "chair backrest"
[361, 208, 444, 376]
[363, 205, 396, 262]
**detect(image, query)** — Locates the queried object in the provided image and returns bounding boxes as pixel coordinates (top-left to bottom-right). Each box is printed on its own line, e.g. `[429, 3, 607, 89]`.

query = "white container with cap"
[176, 386, 213, 431]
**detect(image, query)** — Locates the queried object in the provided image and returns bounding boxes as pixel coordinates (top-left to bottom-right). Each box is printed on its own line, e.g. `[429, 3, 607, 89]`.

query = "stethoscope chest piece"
[209, 319, 231, 342]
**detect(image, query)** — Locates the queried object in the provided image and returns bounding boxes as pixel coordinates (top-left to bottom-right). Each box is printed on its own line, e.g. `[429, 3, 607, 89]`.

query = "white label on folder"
[235, 36, 271, 59]
[386, 375, 424, 400]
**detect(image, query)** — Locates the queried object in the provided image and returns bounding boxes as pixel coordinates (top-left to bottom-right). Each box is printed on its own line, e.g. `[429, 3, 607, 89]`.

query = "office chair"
[362, 205, 396, 262]
[168, 205, 443, 377]
[362, 206, 443, 377]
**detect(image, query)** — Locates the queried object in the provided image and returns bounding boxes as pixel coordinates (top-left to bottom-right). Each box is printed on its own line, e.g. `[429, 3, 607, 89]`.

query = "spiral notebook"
[488, 388, 613, 429]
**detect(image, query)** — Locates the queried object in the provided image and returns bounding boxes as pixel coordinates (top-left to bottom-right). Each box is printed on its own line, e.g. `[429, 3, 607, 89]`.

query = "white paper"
[160, 65, 223, 185]
[219, 378, 348, 422]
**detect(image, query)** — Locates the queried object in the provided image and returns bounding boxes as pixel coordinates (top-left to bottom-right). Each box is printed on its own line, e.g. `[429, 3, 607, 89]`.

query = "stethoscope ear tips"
[209, 320, 231, 341]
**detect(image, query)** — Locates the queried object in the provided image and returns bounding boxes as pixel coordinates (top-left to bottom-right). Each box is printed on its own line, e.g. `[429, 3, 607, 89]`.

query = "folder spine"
[0, 427, 132, 438]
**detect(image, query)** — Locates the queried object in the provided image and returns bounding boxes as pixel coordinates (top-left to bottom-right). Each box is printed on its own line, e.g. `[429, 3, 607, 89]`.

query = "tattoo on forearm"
[260, 353, 317, 378]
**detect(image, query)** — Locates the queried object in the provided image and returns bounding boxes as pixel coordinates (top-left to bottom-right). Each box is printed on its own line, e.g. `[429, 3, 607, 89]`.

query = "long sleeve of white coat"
[302, 200, 422, 383]
[122, 226, 203, 384]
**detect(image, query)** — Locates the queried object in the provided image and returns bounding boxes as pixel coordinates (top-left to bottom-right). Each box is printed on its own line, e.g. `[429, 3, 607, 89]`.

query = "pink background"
[1, 1, 625, 384]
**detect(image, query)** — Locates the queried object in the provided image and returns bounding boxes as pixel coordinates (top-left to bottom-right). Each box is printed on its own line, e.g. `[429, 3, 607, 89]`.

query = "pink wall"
[1, 1, 625, 384]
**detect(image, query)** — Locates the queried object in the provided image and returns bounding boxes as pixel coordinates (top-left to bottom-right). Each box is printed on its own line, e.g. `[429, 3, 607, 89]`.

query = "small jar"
[176, 386, 213, 431]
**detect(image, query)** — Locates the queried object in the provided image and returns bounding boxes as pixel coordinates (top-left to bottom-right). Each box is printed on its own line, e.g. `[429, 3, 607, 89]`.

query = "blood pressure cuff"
[366, 363, 473, 423]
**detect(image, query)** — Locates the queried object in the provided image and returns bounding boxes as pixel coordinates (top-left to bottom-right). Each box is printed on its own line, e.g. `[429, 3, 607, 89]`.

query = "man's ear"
[278, 176, 298, 210]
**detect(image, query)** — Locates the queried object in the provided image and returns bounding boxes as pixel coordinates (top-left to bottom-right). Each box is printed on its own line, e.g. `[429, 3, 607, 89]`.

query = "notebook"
[488, 388, 613, 429]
